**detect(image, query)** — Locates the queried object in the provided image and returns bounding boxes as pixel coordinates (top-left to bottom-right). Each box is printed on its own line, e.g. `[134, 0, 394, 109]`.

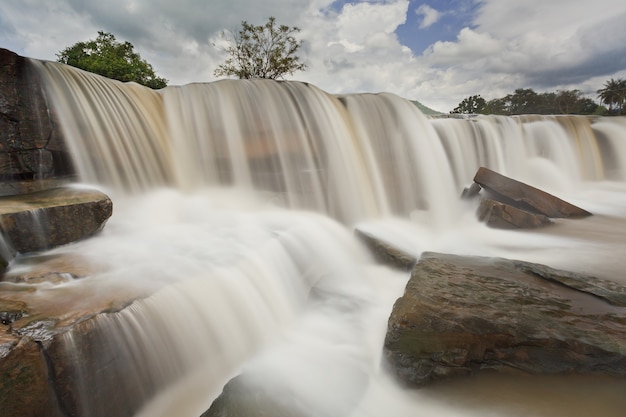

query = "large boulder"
[473, 167, 591, 218]
[0, 186, 112, 256]
[384, 252, 626, 387]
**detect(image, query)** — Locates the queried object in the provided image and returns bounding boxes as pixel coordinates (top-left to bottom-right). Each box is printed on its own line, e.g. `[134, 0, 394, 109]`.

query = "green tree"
[552, 89, 599, 114]
[214, 17, 307, 79]
[597, 78, 626, 115]
[463, 89, 599, 115]
[451, 95, 486, 114]
[56, 31, 168, 89]
[482, 98, 508, 115]
[503, 88, 543, 114]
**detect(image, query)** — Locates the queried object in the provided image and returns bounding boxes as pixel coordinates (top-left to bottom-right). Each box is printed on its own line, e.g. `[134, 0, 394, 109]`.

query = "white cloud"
[2, 0, 626, 112]
[416, 0, 626, 109]
[424, 27, 502, 65]
[415, 4, 441, 29]
[332, 0, 409, 51]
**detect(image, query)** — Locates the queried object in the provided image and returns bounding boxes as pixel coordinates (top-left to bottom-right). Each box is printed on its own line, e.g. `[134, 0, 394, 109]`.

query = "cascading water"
[15, 59, 626, 416]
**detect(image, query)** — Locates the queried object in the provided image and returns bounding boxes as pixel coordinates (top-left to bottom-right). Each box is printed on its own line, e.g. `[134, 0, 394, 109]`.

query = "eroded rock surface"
[1, 48, 72, 195]
[384, 252, 626, 387]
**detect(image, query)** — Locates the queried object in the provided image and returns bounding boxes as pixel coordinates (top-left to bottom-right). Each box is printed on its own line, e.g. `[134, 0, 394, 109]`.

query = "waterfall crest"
[35, 60, 626, 225]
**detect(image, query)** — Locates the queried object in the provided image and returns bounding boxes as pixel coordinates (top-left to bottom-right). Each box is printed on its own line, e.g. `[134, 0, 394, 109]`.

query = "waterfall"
[18, 60, 626, 417]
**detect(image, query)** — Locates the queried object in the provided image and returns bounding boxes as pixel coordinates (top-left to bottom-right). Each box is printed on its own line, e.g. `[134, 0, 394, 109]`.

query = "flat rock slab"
[384, 252, 626, 387]
[0, 186, 112, 255]
[473, 167, 591, 218]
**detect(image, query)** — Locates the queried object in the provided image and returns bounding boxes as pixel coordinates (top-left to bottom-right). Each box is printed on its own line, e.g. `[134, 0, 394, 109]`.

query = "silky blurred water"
[22, 60, 626, 416]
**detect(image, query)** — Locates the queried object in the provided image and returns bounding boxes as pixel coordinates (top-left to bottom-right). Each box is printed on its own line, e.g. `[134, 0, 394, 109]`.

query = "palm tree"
[597, 78, 626, 114]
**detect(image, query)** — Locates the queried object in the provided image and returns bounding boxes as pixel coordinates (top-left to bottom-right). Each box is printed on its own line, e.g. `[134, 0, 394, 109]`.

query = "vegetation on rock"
[56, 31, 168, 89]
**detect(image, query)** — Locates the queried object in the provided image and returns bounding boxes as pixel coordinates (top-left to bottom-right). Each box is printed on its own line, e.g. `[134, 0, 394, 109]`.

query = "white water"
[21, 61, 626, 416]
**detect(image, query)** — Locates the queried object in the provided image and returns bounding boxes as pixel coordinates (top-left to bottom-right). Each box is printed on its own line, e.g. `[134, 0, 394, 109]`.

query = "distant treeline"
[451, 78, 626, 116]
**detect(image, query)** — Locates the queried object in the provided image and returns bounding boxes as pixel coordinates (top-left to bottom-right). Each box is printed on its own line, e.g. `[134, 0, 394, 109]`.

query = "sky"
[1, 0, 626, 112]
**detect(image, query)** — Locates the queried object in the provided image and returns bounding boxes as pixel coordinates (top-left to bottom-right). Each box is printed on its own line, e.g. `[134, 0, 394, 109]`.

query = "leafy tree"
[458, 88, 600, 115]
[451, 95, 486, 114]
[502, 88, 543, 115]
[482, 98, 508, 115]
[56, 31, 168, 89]
[214, 17, 307, 79]
[553, 89, 600, 114]
[597, 78, 626, 115]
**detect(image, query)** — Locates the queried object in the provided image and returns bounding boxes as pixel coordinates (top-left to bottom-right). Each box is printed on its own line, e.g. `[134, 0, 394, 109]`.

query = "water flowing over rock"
[2, 48, 626, 417]
[0, 251, 168, 417]
[0, 186, 112, 256]
[384, 252, 626, 387]
[0, 297, 156, 417]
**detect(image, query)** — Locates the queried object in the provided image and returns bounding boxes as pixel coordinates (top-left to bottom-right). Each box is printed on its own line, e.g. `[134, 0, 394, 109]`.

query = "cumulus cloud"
[424, 27, 502, 65]
[1, 0, 626, 112]
[417, 0, 626, 109]
[415, 4, 441, 29]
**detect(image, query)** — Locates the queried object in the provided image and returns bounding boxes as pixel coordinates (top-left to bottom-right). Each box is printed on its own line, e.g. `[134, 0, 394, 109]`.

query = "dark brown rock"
[473, 167, 591, 218]
[384, 252, 626, 387]
[1, 48, 73, 195]
[0, 186, 112, 254]
[477, 198, 552, 229]
[0, 333, 64, 417]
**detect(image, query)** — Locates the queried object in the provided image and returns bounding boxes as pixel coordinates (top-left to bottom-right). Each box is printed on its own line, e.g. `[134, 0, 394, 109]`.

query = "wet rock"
[355, 228, 416, 270]
[0, 334, 64, 417]
[1, 48, 73, 196]
[384, 252, 626, 387]
[473, 167, 591, 218]
[0, 48, 73, 188]
[0, 186, 112, 255]
[477, 198, 552, 229]
[0, 262, 158, 417]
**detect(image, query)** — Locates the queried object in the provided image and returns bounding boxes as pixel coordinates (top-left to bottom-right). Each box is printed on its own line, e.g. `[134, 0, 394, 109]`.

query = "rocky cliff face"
[0, 48, 73, 196]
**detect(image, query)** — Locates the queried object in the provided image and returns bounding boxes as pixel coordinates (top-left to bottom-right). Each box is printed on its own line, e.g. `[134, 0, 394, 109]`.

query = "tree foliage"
[452, 88, 602, 115]
[451, 95, 486, 114]
[214, 17, 307, 79]
[56, 31, 168, 89]
[597, 78, 626, 114]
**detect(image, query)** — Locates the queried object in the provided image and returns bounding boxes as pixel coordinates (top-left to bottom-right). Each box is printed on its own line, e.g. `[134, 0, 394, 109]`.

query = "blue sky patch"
[396, 0, 479, 54]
